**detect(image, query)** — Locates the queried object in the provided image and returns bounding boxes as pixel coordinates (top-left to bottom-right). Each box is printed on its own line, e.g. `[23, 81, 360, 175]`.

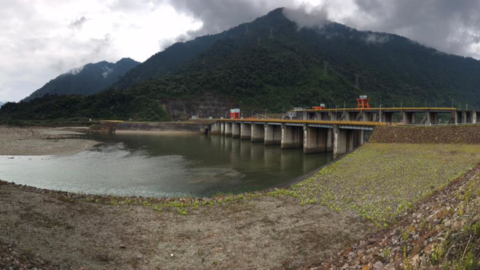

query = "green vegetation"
[0, 89, 170, 122]
[430, 173, 480, 269]
[291, 143, 480, 226]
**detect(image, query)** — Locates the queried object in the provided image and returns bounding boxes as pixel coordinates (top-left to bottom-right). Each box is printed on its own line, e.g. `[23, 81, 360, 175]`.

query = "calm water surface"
[0, 133, 333, 197]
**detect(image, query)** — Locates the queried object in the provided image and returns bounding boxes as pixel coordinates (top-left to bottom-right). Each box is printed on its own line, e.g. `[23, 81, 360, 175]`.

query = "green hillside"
[124, 8, 480, 111]
[1, 90, 168, 122]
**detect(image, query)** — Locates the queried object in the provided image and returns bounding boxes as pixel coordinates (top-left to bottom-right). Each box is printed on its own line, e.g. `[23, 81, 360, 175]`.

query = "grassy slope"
[293, 143, 480, 226]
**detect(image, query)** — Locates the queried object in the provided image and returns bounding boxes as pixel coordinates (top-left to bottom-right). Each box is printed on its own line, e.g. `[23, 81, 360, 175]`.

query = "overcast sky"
[1, 0, 480, 102]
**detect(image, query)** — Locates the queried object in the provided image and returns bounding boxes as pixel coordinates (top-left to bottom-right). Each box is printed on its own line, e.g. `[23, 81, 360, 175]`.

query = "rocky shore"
[0, 181, 372, 269]
[309, 164, 480, 269]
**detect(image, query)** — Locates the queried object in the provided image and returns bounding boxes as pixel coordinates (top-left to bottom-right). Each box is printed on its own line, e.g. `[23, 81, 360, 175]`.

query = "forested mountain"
[0, 102, 4, 108]
[3, 8, 480, 121]
[121, 8, 480, 111]
[23, 58, 139, 101]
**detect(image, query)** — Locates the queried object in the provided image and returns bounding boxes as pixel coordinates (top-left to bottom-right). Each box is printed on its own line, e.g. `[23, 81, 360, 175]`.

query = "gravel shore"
[0, 126, 99, 155]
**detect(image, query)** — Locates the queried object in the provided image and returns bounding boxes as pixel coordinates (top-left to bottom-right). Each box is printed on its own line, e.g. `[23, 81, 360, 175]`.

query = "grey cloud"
[80, 34, 113, 64]
[109, 0, 161, 12]
[364, 33, 390, 45]
[351, 0, 480, 58]
[69, 16, 88, 30]
[282, 5, 329, 30]
[102, 66, 113, 78]
[166, 0, 293, 37]
[165, 0, 480, 59]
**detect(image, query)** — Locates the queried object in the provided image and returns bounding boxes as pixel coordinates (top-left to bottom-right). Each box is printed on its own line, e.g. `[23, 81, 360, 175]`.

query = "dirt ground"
[0, 182, 374, 269]
[0, 126, 98, 155]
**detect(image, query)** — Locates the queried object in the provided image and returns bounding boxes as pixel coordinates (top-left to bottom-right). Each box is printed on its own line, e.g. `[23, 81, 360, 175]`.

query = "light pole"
[264, 109, 268, 119]
[379, 104, 382, 122]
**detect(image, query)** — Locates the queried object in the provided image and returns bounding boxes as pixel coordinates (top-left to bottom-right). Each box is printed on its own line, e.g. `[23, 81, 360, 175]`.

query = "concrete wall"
[232, 123, 240, 138]
[210, 122, 221, 135]
[303, 126, 328, 154]
[402, 112, 415, 124]
[251, 124, 265, 142]
[333, 127, 363, 158]
[265, 124, 281, 145]
[225, 122, 232, 136]
[220, 122, 225, 135]
[240, 123, 251, 140]
[281, 125, 303, 149]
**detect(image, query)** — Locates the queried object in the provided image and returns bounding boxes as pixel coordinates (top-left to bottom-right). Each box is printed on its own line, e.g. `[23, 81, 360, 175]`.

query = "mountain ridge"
[23, 58, 140, 102]
[121, 8, 480, 111]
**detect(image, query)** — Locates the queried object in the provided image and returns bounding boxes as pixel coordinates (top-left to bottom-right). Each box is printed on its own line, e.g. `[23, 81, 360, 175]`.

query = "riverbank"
[2, 125, 480, 268]
[0, 126, 98, 155]
[0, 180, 373, 269]
[115, 120, 216, 133]
[311, 162, 480, 269]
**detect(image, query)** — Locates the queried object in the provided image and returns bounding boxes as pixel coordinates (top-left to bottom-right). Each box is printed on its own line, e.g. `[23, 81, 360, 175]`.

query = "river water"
[0, 133, 332, 197]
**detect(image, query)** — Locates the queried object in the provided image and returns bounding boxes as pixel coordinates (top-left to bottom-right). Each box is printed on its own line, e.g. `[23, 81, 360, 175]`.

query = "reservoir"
[0, 133, 333, 197]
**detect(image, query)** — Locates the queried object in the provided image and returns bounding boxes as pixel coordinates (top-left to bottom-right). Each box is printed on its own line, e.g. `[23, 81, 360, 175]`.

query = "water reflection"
[0, 133, 333, 197]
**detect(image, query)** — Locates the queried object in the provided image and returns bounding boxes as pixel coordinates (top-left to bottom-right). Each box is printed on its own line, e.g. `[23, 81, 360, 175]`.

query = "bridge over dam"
[210, 119, 388, 158]
[290, 107, 479, 125]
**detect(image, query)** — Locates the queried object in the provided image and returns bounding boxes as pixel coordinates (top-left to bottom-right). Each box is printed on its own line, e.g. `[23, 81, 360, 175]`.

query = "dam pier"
[210, 119, 386, 158]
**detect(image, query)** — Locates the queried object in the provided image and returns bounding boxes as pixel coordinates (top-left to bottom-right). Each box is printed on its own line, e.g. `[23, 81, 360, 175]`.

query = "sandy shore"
[116, 130, 203, 135]
[0, 126, 99, 155]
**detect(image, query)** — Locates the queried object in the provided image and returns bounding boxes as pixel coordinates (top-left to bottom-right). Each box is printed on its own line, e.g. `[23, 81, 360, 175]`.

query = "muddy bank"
[0, 180, 373, 269]
[0, 126, 99, 155]
[116, 121, 216, 133]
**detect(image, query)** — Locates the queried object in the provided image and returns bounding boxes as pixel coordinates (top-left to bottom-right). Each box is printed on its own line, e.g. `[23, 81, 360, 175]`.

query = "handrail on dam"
[99, 120, 125, 123]
[217, 118, 390, 126]
[299, 107, 457, 112]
